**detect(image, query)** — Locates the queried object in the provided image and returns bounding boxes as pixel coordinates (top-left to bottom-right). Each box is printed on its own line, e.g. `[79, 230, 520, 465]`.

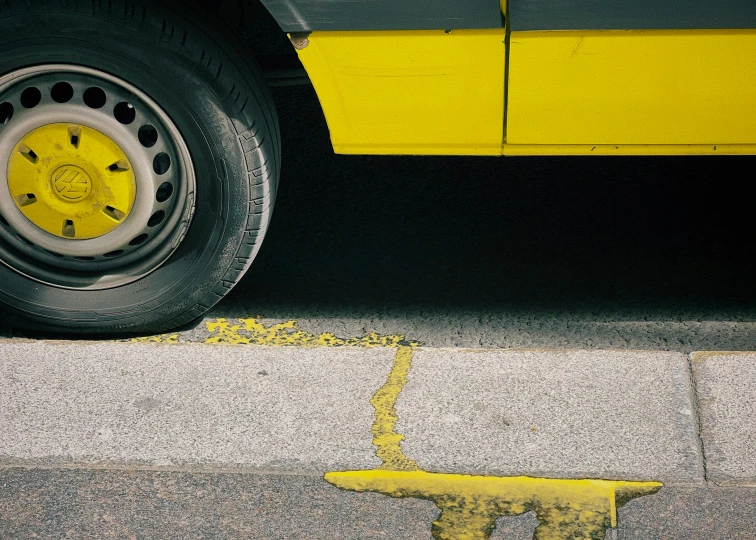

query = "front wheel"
[0, 1, 279, 334]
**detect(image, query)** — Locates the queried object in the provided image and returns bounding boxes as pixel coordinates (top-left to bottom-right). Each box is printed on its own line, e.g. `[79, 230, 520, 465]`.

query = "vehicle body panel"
[263, 1, 756, 155]
[295, 30, 506, 155]
[260, 0, 756, 32]
[507, 30, 756, 145]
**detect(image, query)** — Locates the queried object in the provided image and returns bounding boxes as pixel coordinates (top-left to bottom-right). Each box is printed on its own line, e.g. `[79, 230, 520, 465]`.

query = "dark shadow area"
[219, 83, 756, 331]
[6, 78, 753, 349]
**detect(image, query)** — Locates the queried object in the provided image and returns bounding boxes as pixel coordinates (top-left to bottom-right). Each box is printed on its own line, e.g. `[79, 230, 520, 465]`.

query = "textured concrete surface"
[615, 485, 756, 539]
[491, 513, 539, 540]
[0, 341, 389, 471]
[187, 315, 756, 355]
[693, 352, 756, 483]
[397, 349, 703, 482]
[1, 339, 755, 538]
[2, 469, 753, 540]
[1, 341, 707, 483]
[0, 468, 439, 539]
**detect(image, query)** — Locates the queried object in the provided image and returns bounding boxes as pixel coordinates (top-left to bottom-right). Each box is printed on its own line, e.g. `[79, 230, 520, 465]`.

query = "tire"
[0, 0, 279, 334]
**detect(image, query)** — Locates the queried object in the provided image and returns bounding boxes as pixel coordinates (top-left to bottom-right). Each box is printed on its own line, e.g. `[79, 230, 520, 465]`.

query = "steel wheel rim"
[0, 64, 196, 290]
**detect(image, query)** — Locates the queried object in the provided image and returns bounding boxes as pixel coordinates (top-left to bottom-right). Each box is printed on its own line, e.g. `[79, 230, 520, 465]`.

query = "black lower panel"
[258, 0, 504, 32]
[259, 0, 756, 32]
[509, 0, 756, 31]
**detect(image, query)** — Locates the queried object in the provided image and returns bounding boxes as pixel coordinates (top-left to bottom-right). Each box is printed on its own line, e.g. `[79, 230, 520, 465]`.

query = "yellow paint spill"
[325, 334, 662, 539]
[326, 470, 660, 540]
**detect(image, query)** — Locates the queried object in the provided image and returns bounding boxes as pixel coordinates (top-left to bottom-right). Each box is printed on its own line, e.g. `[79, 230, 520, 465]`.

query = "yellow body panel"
[295, 30, 506, 155]
[507, 30, 756, 145]
[502, 143, 756, 156]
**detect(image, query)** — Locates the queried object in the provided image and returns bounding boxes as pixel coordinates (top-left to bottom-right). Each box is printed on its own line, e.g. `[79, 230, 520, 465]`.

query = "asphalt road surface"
[195, 82, 756, 352]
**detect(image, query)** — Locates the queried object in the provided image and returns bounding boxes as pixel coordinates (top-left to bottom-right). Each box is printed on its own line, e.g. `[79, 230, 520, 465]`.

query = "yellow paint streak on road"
[205, 318, 417, 348]
[130, 334, 179, 344]
[326, 470, 661, 539]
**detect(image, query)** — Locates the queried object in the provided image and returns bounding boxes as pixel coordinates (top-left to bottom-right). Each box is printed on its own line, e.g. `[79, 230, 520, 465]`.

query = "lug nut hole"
[129, 233, 148, 246]
[139, 124, 159, 148]
[51, 82, 74, 103]
[153, 152, 171, 175]
[155, 182, 173, 202]
[20, 87, 42, 109]
[83, 87, 107, 109]
[114, 101, 136, 124]
[148, 210, 166, 227]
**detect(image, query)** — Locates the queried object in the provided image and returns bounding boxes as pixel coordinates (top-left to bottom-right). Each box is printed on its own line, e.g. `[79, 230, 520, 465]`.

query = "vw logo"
[52, 165, 92, 202]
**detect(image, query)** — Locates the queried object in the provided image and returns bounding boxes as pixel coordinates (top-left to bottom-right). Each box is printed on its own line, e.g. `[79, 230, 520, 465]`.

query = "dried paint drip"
[370, 346, 421, 471]
[323, 330, 662, 539]
[326, 470, 661, 540]
[205, 317, 418, 348]
[130, 318, 662, 538]
[130, 333, 179, 343]
[129, 317, 418, 348]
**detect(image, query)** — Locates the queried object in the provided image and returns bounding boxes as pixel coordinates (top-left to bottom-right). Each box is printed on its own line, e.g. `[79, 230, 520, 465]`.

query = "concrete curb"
[2, 340, 751, 484]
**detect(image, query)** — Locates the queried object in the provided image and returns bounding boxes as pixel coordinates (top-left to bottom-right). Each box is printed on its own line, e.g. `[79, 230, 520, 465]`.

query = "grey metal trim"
[258, 0, 504, 32]
[508, 0, 756, 31]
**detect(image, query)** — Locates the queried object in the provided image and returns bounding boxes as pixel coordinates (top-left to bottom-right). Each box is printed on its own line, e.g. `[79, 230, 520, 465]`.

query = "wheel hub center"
[51, 165, 92, 202]
[6, 123, 137, 240]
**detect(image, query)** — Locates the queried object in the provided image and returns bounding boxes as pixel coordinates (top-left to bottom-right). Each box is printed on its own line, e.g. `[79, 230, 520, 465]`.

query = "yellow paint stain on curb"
[371, 346, 420, 471]
[691, 351, 756, 362]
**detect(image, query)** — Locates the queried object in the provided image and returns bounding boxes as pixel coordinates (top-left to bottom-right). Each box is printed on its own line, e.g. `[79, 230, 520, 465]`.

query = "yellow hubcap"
[7, 123, 136, 239]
